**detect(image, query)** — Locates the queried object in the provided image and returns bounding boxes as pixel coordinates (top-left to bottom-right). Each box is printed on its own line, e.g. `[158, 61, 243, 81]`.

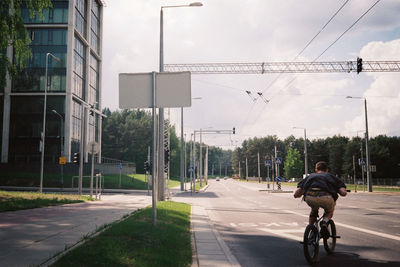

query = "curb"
[191, 206, 199, 267]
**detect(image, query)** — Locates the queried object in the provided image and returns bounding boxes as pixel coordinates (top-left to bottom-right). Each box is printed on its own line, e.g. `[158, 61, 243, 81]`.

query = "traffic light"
[164, 149, 170, 164]
[73, 152, 80, 165]
[144, 161, 150, 172]
[233, 127, 235, 134]
[357, 57, 363, 74]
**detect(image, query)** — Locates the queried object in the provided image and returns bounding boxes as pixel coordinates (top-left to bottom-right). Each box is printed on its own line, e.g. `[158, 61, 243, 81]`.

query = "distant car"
[216, 177, 220, 181]
[224, 177, 228, 180]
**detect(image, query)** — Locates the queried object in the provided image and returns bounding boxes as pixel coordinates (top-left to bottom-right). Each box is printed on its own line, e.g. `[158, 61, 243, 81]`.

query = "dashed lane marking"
[258, 228, 304, 241]
[283, 210, 400, 242]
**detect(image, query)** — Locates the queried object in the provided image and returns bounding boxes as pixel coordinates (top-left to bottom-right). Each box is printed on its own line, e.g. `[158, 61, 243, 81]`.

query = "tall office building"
[1, 0, 104, 164]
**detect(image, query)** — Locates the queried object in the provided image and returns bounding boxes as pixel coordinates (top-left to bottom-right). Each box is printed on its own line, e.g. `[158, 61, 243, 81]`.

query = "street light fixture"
[158, 1, 202, 224]
[293, 127, 308, 177]
[40, 52, 60, 193]
[346, 96, 372, 192]
[52, 110, 64, 188]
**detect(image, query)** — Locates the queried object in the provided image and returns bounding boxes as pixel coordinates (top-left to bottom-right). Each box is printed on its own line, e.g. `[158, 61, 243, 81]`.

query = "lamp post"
[180, 97, 201, 191]
[161, 2, 203, 196]
[346, 96, 372, 192]
[40, 53, 60, 193]
[52, 110, 64, 189]
[293, 127, 308, 177]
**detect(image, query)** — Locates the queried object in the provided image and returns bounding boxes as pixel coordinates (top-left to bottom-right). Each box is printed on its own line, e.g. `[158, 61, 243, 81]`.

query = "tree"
[284, 147, 303, 178]
[0, 0, 52, 89]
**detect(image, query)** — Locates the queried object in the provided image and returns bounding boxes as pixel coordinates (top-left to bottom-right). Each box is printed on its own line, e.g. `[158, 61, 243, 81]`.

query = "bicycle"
[300, 215, 340, 264]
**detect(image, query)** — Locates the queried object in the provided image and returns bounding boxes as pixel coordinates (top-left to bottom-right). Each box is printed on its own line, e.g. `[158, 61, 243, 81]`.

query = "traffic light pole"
[78, 104, 86, 195]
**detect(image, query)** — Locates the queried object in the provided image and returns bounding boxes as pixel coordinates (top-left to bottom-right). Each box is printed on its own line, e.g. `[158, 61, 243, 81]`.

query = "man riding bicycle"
[294, 161, 347, 238]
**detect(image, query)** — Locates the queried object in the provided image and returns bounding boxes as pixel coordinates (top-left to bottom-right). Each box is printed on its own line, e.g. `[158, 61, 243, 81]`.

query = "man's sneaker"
[320, 221, 330, 239]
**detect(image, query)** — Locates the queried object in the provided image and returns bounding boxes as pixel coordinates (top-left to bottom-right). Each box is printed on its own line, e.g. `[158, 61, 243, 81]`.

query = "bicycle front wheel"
[323, 219, 336, 254]
[303, 224, 319, 264]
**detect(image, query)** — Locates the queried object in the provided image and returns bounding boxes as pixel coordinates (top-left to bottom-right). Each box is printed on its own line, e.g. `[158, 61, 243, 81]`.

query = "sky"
[102, 0, 400, 149]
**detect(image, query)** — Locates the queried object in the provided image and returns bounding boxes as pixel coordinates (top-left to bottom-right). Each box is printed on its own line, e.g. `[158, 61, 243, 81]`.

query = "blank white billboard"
[119, 72, 191, 109]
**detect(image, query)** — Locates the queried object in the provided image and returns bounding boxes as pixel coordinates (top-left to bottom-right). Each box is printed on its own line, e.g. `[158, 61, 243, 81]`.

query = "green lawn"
[0, 191, 93, 212]
[0, 172, 183, 191]
[53, 201, 192, 267]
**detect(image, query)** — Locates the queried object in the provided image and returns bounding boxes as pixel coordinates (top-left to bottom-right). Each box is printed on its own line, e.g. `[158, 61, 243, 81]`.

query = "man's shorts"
[305, 190, 335, 217]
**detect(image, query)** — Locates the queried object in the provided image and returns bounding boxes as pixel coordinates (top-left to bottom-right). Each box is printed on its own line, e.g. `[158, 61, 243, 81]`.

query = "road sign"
[87, 141, 100, 154]
[120, 163, 123, 170]
[370, 165, 376, 172]
[59, 156, 66, 165]
[119, 72, 191, 108]
[358, 158, 366, 166]
[275, 157, 282, 164]
[277, 176, 282, 182]
[265, 160, 272, 167]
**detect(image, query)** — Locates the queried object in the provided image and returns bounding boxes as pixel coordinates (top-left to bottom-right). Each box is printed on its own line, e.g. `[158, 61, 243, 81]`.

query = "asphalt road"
[189, 179, 400, 266]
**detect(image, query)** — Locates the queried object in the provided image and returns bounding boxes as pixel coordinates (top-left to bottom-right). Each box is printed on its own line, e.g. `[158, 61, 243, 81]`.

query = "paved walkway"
[0, 193, 151, 266]
[191, 205, 240, 267]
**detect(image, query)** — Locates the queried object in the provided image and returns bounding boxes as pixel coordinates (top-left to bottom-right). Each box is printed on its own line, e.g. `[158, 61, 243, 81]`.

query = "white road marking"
[258, 222, 280, 227]
[258, 228, 304, 241]
[283, 209, 400, 242]
[230, 223, 237, 227]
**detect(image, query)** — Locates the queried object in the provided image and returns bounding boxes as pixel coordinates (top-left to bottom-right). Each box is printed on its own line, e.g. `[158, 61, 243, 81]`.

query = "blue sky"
[102, 0, 400, 148]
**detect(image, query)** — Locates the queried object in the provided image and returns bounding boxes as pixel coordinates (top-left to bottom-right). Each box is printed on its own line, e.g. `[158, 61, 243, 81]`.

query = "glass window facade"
[12, 28, 67, 92]
[73, 38, 86, 99]
[9, 96, 65, 162]
[89, 53, 98, 106]
[21, 0, 69, 24]
[75, 0, 87, 38]
[71, 100, 82, 154]
[90, 0, 100, 54]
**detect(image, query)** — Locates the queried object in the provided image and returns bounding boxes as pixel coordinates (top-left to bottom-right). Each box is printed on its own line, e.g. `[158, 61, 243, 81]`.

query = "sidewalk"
[191, 205, 240, 267]
[0, 194, 151, 266]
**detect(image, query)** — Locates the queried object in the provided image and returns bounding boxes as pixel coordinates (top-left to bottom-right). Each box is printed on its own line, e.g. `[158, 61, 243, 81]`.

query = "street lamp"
[40, 53, 60, 193]
[160, 2, 203, 197]
[346, 96, 372, 192]
[181, 96, 202, 191]
[52, 110, 64, 189]
[293, 127, 308, 177]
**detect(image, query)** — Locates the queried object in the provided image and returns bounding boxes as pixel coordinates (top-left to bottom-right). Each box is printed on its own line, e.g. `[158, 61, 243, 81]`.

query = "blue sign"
[358, 158, 366, 166]
[120, 163, 123, 170]
[277, 176, 282, 182]
[188, 166, 194, 172]
[275, 157, 282, 164]
[265, 160, 272, 167]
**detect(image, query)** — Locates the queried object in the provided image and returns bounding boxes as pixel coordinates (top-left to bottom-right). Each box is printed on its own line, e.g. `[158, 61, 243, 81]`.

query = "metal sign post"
[87, 141, 99, 198]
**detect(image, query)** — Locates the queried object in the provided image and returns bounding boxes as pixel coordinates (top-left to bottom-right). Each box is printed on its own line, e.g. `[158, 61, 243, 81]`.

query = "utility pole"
[205, 146, 209, 184]
[219, 162, 222, 176]
[199, 128, 203, 186]
[245, 157, 248, 180]
[361, 138, 365, 192]
[239, 161, 241, 179]
[353, 155, 357, 192]
[257, 152, 261, 183]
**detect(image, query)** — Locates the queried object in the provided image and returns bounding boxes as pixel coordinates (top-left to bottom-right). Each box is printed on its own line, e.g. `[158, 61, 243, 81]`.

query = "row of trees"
[102, 109, 399, 180]
[232, 135, 400, 179]
[101, 109, 233, 178]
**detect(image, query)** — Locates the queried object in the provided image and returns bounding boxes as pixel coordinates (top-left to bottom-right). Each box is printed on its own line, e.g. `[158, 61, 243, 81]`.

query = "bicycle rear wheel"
[303, 224, 319, 264]
[323, 219, 336, 254]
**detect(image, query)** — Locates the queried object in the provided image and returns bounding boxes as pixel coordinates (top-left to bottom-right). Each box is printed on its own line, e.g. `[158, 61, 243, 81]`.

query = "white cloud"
[101, 0, 400, 148]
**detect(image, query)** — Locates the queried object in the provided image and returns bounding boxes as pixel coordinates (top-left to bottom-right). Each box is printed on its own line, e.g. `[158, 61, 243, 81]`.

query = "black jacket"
[297, 172, 346, 201]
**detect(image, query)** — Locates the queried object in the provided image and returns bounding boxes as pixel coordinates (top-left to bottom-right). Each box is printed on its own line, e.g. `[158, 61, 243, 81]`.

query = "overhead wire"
[241, 0, 351, 128]
[250, 0, 382, 127]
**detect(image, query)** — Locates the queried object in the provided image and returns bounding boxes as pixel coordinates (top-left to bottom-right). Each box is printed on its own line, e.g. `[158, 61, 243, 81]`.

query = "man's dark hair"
[315, 161, 328, 171]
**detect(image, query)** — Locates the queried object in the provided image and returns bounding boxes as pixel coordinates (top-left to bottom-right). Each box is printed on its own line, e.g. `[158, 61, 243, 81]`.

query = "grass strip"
[53, 201, 192, 267]
[0, 191, 93, 212]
